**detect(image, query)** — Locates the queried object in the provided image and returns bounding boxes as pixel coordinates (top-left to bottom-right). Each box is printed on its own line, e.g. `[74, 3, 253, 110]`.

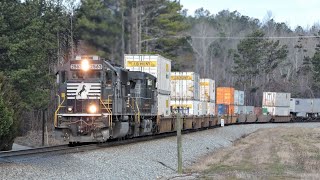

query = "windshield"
[71, 71, 101, 79]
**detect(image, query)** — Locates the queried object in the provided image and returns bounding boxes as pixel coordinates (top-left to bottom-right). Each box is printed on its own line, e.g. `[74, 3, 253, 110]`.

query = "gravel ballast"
[1, 123, 320, 180]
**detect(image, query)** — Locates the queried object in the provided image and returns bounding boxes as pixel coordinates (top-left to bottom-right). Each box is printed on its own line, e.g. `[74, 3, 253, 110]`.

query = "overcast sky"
[180, 0, 320, 29]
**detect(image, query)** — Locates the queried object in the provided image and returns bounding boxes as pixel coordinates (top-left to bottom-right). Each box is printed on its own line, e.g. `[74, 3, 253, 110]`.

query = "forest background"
[0, 0, 320, 150]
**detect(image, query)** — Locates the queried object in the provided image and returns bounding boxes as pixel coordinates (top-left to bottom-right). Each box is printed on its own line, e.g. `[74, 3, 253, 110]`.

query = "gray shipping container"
[290, 98, 320, 115]
[312, 99, 320, 113]
[290, 98, 312, 113]
[263, 92, 291, 107]
[235, 105, 254, 114]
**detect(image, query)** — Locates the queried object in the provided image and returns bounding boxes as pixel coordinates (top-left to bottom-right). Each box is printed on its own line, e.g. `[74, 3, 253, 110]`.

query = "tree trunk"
[120, 0, 125, 65]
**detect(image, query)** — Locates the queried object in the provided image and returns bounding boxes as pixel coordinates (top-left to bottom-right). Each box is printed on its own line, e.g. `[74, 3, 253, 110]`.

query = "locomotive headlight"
[81, 59, 90, 71]
[88, 104, 97, 113]
[67, 106, 73, 112]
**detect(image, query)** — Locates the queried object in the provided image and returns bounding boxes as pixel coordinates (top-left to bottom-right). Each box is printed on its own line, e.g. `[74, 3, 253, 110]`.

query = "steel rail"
[0, 129, 198, 159]
[0, 144, 97, 159]
[1, 121, 319, 159]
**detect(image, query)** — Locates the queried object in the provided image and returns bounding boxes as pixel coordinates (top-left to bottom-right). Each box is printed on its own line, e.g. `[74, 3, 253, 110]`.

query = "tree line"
[0, 0, 320, 149]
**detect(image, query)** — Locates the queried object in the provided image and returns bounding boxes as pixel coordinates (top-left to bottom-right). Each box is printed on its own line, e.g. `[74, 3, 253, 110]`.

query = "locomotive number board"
[70, 64, 103, 70]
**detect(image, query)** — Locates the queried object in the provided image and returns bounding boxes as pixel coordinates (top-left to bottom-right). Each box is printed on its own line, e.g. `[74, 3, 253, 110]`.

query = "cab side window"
[105, 70, 112, 86]
[61, 71, 66, 83]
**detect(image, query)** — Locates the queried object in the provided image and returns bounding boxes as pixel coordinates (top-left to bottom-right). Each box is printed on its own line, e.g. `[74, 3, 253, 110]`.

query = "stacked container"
[216, 87, 235, 115]
[312, 99, 320, 113]
[234, 90, 245, 106]
[290, 98, 320, 117]
[262, 92, 291, 116]
[170, 100, 200, 115]
[124, 54, 171, 116]
[235, 106, 254, 114]
[170, 72, 202, 115]
[200, 79, 215, 115]
[234, 90, 246, 114]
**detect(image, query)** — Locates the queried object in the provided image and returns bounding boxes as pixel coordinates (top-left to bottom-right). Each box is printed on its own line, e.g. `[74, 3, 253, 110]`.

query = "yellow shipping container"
[216, 87, 235, 105]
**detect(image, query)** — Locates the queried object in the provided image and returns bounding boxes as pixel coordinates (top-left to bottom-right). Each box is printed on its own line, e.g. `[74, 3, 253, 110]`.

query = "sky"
[180, 0, 320, 29]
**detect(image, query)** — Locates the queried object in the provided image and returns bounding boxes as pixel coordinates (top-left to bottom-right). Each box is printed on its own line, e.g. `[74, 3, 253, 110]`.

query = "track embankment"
[1, 123, 320, 180]
[177, 125, 320, 179]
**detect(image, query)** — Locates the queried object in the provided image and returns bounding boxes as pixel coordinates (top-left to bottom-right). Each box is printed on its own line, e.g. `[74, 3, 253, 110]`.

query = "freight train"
[54, 55, 320, 143]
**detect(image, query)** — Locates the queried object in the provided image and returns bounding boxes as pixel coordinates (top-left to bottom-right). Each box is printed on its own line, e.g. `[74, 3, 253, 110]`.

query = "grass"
[188, 127, 320, 179]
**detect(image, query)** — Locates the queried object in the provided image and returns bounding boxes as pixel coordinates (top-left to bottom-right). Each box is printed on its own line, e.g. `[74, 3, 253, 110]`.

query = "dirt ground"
[188, 127, 320, 179]
[14, 130, 67, 147]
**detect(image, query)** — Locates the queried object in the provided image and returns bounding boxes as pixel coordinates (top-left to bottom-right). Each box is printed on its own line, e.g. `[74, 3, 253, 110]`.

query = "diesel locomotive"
[55, 55, 158, 142]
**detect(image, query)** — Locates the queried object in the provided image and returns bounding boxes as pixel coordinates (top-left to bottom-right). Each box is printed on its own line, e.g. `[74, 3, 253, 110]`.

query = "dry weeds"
[14, 130, 67, 147]
[188, 127, 320, 179]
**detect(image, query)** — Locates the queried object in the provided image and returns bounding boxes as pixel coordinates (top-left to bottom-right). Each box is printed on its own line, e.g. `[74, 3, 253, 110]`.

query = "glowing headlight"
[67, 106, 73, 112]
[88, 104, 97, 113]
[81, 59, 90, 71]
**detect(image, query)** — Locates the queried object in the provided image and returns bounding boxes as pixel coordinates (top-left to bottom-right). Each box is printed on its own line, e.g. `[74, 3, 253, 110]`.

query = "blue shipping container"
[218, 104, 228, 116]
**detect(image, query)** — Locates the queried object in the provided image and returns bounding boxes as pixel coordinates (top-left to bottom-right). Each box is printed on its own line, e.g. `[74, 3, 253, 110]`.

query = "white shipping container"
[234, 105, 239, 114]
[311, 99, 320, 113]
[170, 100, 201, 115]
[124, 54, 171, 95]
[263, 92, 291, 107]
[207, 102, 215, 115]
[171, 72, 200, 100]
[263, 106, 290, 116]
[239, 91, 245, 105]
[234, 90, 245, 105]
[200, 79, 215, 102]
[158, 94, 171, 117]
[234, 90, 239, 105]
[199, 101, 208, 115]
[290, 98, 313, 113]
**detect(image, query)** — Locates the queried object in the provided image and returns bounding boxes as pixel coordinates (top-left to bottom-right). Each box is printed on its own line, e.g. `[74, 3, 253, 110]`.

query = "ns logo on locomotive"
[55, 55, 158, 142]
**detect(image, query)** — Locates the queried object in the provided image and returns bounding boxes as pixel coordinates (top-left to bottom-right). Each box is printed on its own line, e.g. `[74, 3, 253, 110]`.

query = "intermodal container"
[235, 105, 254, 114]
[207, 102, 215, 115]
[217, 104, 227, 116]
[229, 105, 235, 115]
[290, 98, 312, 113]
[262, 106, 290, 116]
[254, 107, 262, 116]
[216, 104, 234, 116]
[158, 94, 171, 116]
[216, 87, 235, 105]
[262, 92, 291, 107]
[171, 72, 200, 100]
[233, 90, 245, 105]
[200, 79, 215, 102]
[312, 99, 320, 113]
[199, 101, 208, 115]
[170, 100, 201, 115]
[124, 54, 171, 95]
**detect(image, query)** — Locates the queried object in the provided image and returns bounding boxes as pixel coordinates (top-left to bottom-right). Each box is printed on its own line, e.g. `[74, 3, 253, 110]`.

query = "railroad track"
[2, 121, 316, 159]
[0, 144, 98, 159]
[0, 130, 183, 159]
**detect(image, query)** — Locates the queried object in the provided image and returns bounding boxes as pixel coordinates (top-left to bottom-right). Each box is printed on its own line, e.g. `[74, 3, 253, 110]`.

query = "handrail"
[107, 95, 113, 109]
[100, 97, 112, 129]
[54, 93, 66, 127]
[135, 100, 140, 124]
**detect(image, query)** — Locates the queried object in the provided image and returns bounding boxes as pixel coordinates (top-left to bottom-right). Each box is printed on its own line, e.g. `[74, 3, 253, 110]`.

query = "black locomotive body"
[55, 55, 158, 142]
